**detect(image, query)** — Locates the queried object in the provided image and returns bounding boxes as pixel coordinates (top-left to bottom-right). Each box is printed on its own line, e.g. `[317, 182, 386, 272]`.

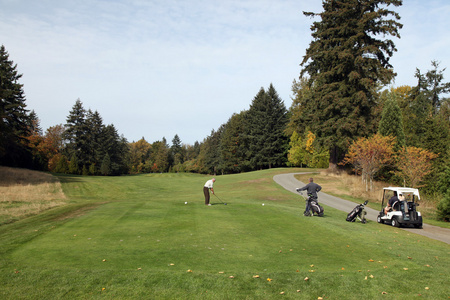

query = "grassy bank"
[0, 169, 448, 299]
[0, 166, 66, 225]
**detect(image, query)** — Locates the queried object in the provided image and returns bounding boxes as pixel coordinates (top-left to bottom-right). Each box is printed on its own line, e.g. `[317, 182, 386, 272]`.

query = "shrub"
[437, 191, 450, 222]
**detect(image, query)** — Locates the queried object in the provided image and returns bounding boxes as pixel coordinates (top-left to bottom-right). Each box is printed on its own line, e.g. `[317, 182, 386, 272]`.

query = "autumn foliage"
[341, 134, 396, 191]
[343, 134, 438, 189]
[396, 146, 438, 188]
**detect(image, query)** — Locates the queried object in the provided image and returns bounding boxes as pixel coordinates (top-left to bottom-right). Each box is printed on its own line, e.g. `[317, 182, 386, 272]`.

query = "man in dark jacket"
[384, 191, 398, 215]
[296, 178, 322, 216]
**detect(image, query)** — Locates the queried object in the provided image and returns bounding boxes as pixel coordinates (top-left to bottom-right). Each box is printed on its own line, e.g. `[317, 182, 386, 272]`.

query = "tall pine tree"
[378, 91, 405, 150]
[299, 0, 403, 166]
[220, 112, 247, 173]
[246, 87, 270, 170]
[0, 45, 32, 167]
[245, 84, 288, 170]
[64, 99, 88, 173]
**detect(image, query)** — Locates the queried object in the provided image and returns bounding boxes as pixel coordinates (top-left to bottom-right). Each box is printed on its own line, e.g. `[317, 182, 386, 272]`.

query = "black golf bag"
[304, 194, 324, 217]
[346, 201, 368, 223]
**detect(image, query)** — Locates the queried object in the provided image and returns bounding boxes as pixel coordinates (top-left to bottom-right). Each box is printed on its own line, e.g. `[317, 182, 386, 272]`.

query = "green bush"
[437, 191, 450, 222]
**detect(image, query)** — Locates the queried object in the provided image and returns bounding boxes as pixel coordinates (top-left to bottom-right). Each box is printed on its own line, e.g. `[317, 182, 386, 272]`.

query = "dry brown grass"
[0, 166, 67, 224]
[296, 171, 383, 202]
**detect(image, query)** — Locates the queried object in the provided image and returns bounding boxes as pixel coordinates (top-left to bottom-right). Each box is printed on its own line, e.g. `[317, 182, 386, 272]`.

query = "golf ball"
[185, 202, 187, 204]
[262, 203, 265, 206]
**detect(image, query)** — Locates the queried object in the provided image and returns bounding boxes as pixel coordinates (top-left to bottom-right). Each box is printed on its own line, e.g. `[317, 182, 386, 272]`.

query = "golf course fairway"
[0, 169, 448, 299]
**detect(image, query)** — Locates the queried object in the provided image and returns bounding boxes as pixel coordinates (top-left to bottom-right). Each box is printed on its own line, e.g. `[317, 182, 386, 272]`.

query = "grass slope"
[0, 169, 448, 299]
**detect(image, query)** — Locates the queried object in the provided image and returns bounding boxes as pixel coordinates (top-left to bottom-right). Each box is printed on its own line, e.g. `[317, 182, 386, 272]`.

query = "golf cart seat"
[392, 201, 401, 211]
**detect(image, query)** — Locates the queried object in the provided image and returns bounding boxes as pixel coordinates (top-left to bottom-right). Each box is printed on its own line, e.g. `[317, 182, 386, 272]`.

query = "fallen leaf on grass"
[309, 270, 315, 273]
[424, 264, 430, 267]
[381, 291, 387, 294]
[102, 259, 106, 262]
[137, 268, 142, 270]
[310, 264, 314, 267]
[252, 275, 260, 278]
[425, 287, 429, 290]
[297, 290, 301, 292]
[341, 267, 345, 270]
[403, 268, 408, 271]
[218, 271, 224, 274]
[187, 269, 193, 272]
[267, 278, 272, 282]
[280, 291, 285, 295]
[370, 275, 374, 278]
[229, 276, 234, 279]
[368, 259, 374, 262]
[304, 277, 309, 281]
[169, 263, 174, 266]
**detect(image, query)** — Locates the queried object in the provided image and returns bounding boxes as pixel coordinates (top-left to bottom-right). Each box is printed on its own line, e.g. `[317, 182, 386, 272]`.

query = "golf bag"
[346, 201, 368, 223]
[304, 194, 324, 217]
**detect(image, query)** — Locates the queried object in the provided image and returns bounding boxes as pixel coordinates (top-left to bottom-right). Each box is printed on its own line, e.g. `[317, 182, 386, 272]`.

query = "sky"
[1, 0, 450, 145]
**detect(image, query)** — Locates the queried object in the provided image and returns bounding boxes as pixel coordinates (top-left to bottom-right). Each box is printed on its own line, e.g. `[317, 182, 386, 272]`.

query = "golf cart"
[377, 187, 423, 228]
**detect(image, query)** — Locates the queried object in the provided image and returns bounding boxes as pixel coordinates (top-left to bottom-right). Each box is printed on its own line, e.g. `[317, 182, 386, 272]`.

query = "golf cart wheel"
[377, 215, 383, 224]
[414, 223, 423, 229]
[391, 218, 400, 228]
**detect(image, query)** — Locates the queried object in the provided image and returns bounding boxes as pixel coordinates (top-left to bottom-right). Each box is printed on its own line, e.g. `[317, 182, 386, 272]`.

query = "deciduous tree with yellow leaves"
[342, 134, 396, 191]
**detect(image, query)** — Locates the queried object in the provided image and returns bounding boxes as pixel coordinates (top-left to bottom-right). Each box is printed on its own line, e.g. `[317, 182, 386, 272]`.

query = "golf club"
[214, 193, 227, 205]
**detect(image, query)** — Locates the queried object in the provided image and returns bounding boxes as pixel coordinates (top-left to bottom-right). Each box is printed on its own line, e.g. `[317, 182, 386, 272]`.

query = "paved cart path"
[273, 173, 450, 245]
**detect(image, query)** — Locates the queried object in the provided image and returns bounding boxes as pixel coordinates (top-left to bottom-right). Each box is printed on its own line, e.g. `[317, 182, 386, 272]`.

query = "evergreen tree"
[85, 109, 105, 171]
[245, 85, 288, 170]
[171, 134, 183, 165]
[220, 112, 247, 173]
[264, 84, 289, 168]
[0, 45, 32, 167]
[378, 91, 405, 149]
[299, 0, 403, 166]
[64, 99, 88, 170]
[102, 124, 129, 175]
[245, 88, 269, 169]
[413, 61, 450, 115]
[286, 77, 312, 137]
[100, 153, 111, 176]
[202, 127, 224, 175]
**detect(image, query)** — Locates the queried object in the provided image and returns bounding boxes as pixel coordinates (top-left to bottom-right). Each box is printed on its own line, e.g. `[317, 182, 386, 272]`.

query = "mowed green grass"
[0, 169, 448, 299]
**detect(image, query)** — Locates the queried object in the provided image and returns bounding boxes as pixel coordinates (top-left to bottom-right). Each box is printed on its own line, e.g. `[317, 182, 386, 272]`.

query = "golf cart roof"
[383, 187, 421, 200]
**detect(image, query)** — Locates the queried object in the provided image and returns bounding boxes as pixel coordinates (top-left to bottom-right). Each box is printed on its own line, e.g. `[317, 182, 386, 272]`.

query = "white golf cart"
[377, 187, 423, 228]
